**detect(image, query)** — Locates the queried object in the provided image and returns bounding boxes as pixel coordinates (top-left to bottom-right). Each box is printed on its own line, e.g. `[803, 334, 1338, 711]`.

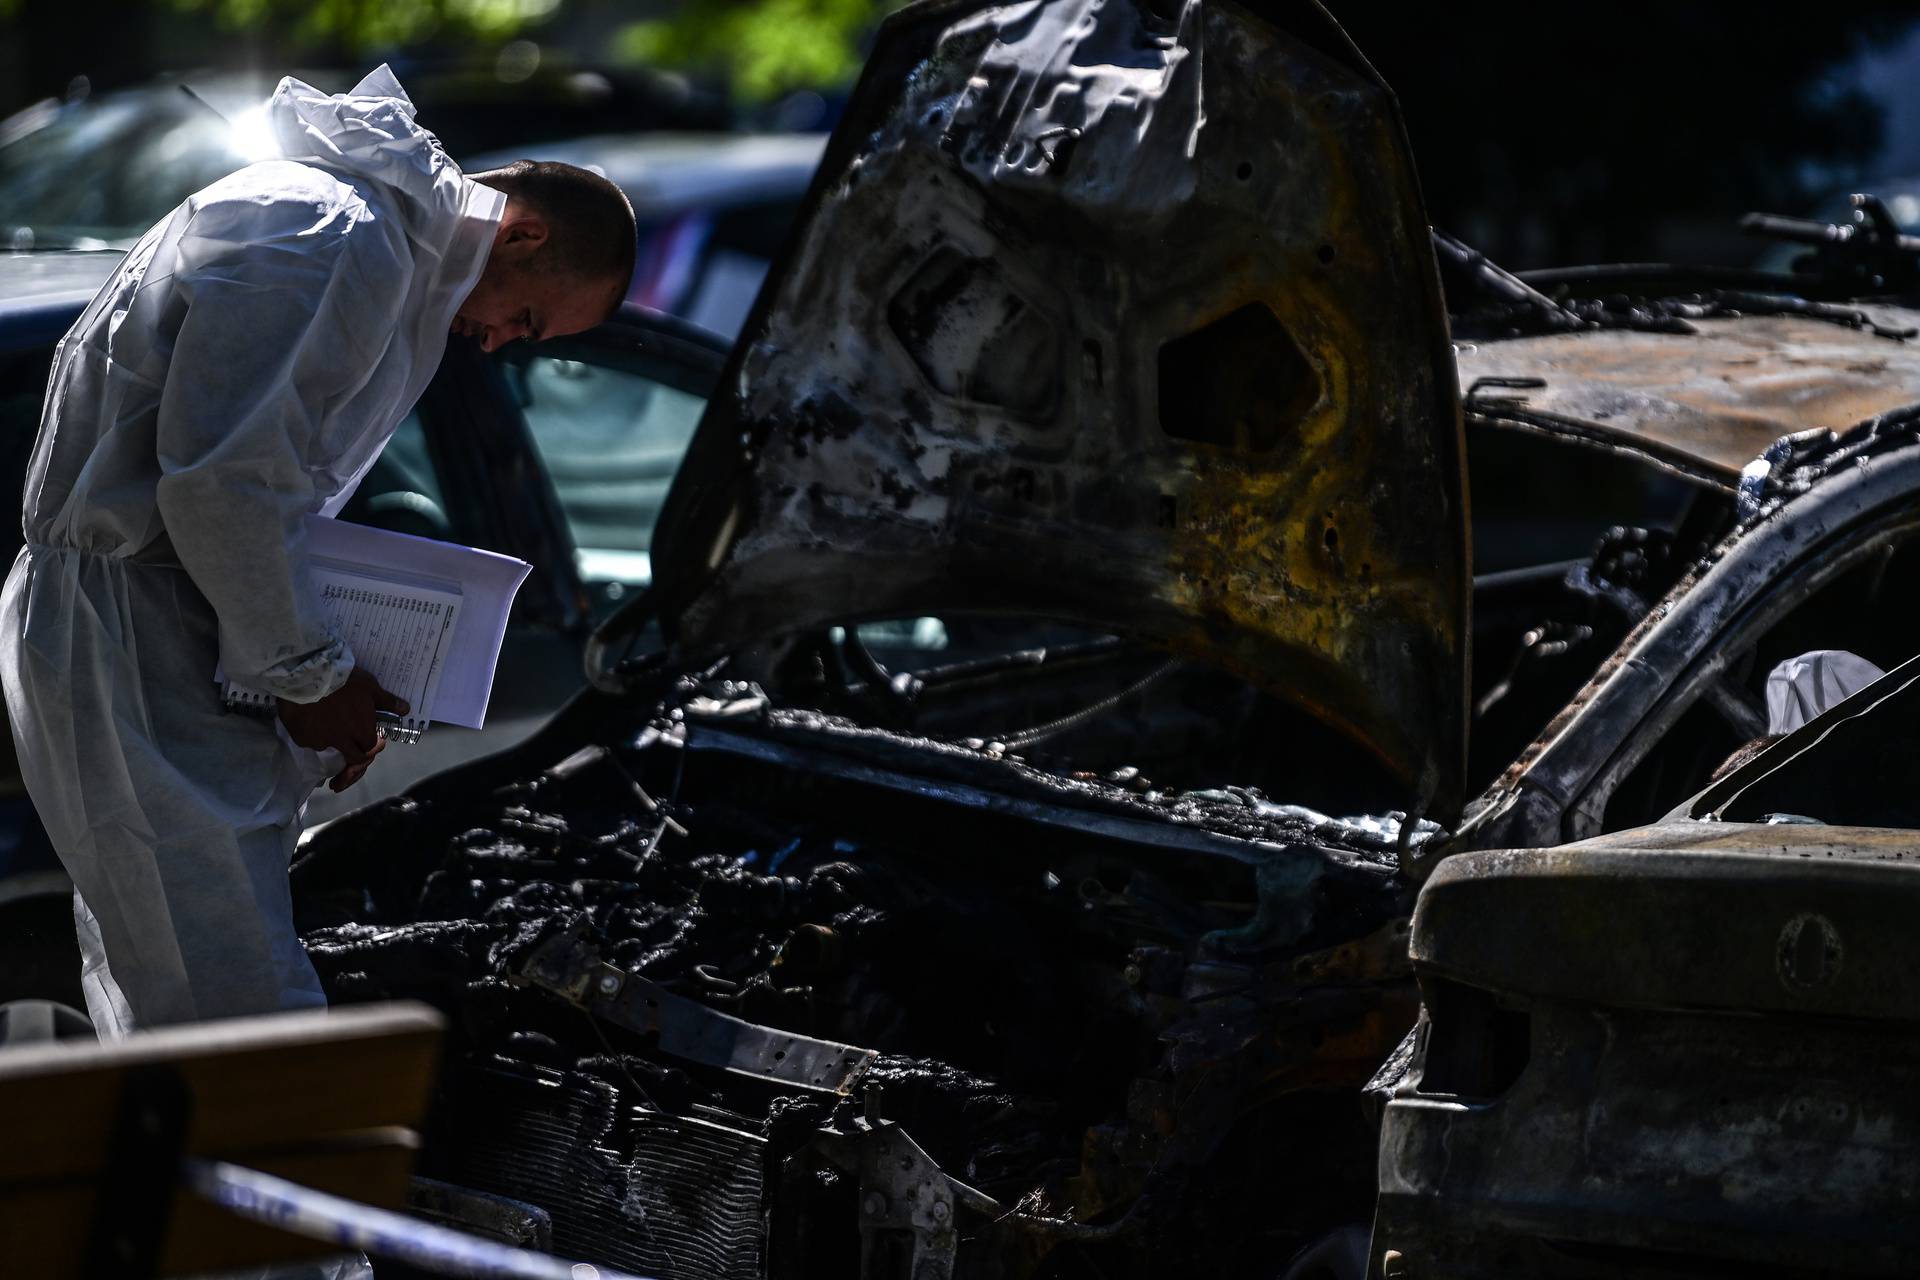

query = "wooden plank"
[0, 1002, 444, 1186]
[0, 1131, 419, 1277]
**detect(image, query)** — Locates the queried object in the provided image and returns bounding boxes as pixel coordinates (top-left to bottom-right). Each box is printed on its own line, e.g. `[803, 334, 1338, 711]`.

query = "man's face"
[453, 205, 624, 352]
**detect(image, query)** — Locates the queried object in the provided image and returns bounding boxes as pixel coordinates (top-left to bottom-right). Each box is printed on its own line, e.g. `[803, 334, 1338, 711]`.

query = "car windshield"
[0, 95, 254, 248]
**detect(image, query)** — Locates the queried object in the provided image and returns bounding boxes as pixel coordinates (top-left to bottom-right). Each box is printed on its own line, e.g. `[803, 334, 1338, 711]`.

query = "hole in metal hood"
[638, 0, 1469, 816]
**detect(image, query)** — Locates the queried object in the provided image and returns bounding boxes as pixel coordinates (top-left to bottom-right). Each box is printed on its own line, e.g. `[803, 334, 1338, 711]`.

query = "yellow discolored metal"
[650, 0, 1469, 812]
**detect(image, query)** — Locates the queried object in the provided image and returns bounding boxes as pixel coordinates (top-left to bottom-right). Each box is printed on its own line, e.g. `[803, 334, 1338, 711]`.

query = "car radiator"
[425, 1061, 767, 1280]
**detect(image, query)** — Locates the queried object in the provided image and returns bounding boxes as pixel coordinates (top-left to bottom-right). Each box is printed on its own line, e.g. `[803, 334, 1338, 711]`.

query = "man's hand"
[277, 668, 409, 790]
[327, 745, 382, 793]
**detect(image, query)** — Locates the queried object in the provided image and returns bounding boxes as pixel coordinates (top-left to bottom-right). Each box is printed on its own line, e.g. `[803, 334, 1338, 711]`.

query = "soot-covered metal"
[263, 1, 1920, 1276]
[293, 672, 1421, 1278]
[644, 0, 1471, 814]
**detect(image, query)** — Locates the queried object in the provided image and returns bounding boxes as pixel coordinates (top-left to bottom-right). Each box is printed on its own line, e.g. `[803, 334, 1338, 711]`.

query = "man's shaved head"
[470, 160, 638, 291]
[455, 160, 638, 350]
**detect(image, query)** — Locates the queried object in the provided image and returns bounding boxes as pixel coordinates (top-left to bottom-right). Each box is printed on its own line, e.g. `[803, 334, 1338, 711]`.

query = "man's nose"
[482, 321, 526, 352]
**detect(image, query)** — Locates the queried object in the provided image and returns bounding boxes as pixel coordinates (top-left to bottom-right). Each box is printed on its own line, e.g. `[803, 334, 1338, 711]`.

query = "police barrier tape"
[181, 1158, 656, 1280]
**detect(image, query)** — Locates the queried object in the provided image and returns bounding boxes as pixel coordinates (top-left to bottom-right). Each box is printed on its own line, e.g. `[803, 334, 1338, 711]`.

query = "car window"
[1598, 519, 1920, 832]
[627, 198, 803, 338]
[506, 351, 706, 608]
[0, 100, 245, 247]
[683, 198, 802, 337]
[1698, 658, 1920, 828]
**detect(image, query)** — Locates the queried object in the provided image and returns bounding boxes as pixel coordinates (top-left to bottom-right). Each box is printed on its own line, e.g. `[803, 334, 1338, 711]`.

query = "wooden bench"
[0, 1001, 444, 1277]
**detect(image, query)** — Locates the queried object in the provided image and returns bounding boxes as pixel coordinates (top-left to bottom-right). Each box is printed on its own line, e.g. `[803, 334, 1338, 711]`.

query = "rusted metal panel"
[1456, 311, 1920, 483]
[648, 0, 1469, 813]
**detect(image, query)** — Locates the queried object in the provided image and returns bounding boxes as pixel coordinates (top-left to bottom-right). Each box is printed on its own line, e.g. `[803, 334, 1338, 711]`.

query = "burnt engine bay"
[291, 663, 1427, 1280]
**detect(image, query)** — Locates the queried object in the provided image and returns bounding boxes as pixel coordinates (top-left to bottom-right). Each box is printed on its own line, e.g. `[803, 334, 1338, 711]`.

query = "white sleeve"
[152, 202, 390, 703]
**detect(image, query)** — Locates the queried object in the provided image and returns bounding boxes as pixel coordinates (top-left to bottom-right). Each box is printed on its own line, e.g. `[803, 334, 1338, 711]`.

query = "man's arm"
[151, 192, 401, 763]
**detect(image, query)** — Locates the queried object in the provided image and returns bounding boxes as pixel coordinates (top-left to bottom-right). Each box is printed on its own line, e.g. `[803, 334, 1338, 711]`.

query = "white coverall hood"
[264, 64, 507, 514]
[0, 67, 505, 1048]
[267, 65, 473, 246]
[1765, 649, 1887, 735]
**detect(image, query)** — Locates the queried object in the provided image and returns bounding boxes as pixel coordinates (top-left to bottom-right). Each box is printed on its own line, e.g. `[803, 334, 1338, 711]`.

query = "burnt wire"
[1438, 231, 1920, 342]
[581, 1003, 662, 1113]
[979, 658, 1184, 753]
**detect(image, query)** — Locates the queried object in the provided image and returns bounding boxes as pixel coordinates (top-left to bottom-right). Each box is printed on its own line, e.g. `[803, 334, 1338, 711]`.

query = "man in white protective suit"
[0, 67, 636, 1042]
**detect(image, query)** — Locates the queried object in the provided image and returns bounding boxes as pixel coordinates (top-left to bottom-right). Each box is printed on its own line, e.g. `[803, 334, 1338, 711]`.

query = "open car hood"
[644, 0, 1468, 811]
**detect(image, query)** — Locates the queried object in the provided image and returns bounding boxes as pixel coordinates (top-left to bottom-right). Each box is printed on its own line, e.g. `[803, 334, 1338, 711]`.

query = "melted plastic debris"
[1736, 402, 1920, 528]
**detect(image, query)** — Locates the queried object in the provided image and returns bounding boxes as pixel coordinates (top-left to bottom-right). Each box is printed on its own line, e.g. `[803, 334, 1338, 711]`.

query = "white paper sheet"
[301, 515, 532, 730]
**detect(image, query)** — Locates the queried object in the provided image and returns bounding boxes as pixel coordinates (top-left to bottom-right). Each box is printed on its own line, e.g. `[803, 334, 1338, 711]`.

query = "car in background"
[461, 131, 827, 337]
[0, 69, 807, 336]
[0, 73, 280, 251]
[0, 65, 730, 246]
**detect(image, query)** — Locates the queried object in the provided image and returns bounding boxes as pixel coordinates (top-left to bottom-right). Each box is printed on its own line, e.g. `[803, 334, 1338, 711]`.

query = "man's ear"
[495, 211, 551, 255]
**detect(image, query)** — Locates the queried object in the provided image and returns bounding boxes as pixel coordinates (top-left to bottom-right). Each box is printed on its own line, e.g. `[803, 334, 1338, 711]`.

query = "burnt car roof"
[1457, 307, 1920, 486]
[641, 0, 1470, 814]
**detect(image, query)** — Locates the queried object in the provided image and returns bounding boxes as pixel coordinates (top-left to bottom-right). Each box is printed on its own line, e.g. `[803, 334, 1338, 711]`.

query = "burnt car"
[1374, 655, 1920, 1279]
[269, 2, 1920, 1278]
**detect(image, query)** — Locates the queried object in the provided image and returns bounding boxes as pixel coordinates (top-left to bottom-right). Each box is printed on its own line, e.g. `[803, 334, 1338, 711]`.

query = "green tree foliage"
[165, 0, 563, 54]
[154, 0, 897, 102]
[614, 0, 897, 101]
